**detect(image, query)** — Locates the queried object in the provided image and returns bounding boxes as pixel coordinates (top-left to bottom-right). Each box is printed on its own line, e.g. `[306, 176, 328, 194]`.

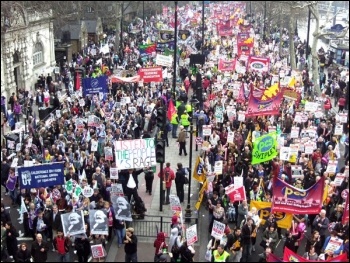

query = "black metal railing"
[127, 215, 199, 237]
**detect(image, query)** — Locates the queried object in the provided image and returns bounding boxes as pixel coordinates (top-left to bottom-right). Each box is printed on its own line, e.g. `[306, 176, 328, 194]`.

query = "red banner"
[247, 56, 270, 73]
[110, 75, 140, 83]
[245, 89, 283, 117]
[343, 194, 349, 224]
[225, 185, 246, 202]
[138, 67, 163, 83]
[218, 59, 236, 72]
[236, 84, 246, 103]
[237, 35, 254, 57]
[272, 176, 325, 215]
[239, 24, 252, 33]
[283, 247, 348, 262]
[217, 22, 233, 36]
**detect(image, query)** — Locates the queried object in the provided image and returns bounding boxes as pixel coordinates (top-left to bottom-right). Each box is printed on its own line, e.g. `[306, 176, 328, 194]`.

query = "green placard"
[252, 132, 278, 165]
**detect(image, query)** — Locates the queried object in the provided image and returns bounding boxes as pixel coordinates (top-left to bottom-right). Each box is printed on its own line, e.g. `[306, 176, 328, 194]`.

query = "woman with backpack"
[169, 227, 182, 262]
[179, 240, 195, 262]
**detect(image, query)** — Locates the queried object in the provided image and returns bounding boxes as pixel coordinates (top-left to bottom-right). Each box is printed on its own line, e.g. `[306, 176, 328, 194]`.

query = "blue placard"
[82, 75, 108, 97]
[18, 163, 65, 189]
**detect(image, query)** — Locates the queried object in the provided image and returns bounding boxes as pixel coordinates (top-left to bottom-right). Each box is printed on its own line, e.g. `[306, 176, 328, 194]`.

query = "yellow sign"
[250, 201, 293, 229]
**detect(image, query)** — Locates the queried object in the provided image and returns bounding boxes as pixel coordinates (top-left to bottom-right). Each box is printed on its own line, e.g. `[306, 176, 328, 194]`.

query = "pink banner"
[110, 75, 140, 83]
[343, 194, 349, 224]
[272, 176, 325, 215]
[225, 185, 246, 202]
[283, 247, 348, 262]
[245, 89, 283, 117]
[247, 56, 270, 73]
[217, 21, 233, 36]
[138, 67, 163, 83]
[218, 59, 236, 72]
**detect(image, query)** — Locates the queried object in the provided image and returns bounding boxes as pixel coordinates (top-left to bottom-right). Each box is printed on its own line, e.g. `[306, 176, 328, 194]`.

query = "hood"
[170, 227, 179, 236]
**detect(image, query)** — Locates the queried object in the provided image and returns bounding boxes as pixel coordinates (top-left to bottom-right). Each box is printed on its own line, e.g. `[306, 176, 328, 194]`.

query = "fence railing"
[127, 214, 198, 238]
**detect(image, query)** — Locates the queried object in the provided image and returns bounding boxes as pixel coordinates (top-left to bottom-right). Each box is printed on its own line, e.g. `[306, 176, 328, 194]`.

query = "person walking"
[144, 167, 154, 195]
[158, 163, 175, 205]
[177, 127, 187, 156]
[170, 109, 180, 138]
[180, 111, 190, 133]
[212, 244, 230, 262]
[114, 219, 126, 248]
[5, 222, 19, 261]
[175, 163, 186, 203]
[124, 227, 138, 262]
[241, 217, 254, 262]
[31, 233, 50, 262]
[16, 243, 31, 262]
[75, 223, 91, 263]
[53, 230, 71, 262]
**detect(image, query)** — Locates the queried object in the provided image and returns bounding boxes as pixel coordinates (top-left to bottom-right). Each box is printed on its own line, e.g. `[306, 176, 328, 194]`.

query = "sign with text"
[214, 161, 223, 175]
[18, 163, 64, 189]
[334, 173, 345, 186]
[225, 185, 246, 202]
[156, 54, 173, 67]
[114, 138, 156, 170]
[203, 125, 212, 136]
[91, 244, 106, 259]
[170, 195, 182, 212]
[291, 165, 303, 178]
[109, 168, 119, 180]
[82, 75, 108, 96]
[138, 67, 163, 83]
[111, 184, 124, 196]
[211, 220, 226, 239]
[326, 160, 337, 174]
[104, 147, 113, 161]
[186, 224, 198, 246]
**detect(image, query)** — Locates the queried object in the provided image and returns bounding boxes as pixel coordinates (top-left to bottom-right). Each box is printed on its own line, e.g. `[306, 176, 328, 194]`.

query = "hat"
[126, 227, 134, 233]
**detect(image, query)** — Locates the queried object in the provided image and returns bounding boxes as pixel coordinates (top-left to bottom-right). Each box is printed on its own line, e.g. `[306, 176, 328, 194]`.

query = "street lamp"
[185, 97, 199, 222]
[172, 1, 178, 98]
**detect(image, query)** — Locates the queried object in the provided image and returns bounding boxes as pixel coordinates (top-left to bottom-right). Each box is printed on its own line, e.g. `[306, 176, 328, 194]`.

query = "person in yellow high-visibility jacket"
[170, 110, 179, 138]
[212, 245, 230, 262]
[185, 102, 192, 117]
[180, 111, 190, 133]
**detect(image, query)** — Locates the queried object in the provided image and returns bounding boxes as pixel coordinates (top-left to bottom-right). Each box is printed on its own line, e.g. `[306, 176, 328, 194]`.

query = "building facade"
[1, 7, 56, 99]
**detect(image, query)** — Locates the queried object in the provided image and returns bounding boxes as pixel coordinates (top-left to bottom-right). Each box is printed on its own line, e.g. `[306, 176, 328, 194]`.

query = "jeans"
[115, 228, 126, 246]
[241, 243, 252, 262]
[172, 124, 178, 138]
[9, 189, 18, 204]
[125, 252, 138, 262]
[232, 250, 242, 262]
[162, 187, 171, 204]
[58, 253, 70, 262]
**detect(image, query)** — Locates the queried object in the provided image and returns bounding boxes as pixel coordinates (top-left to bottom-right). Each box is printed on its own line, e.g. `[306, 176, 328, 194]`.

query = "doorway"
[13, 66, 20, 96]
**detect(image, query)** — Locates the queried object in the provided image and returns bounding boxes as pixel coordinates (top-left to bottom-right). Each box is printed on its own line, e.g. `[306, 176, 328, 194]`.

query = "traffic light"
[156, 107, 166, 130]
[155, 139, 165, 163]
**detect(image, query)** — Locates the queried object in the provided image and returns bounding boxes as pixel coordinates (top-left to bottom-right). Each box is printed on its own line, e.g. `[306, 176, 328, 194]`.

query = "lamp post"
[172, 1, 178, 98]
[185, 97, 199, 222]
[142, 1, 145, 34]
[306, 7, 311, 60]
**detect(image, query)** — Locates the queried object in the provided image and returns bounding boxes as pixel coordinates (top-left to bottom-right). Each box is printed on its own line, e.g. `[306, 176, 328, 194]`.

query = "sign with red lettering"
[91, 244, 106, 259]
[138, 67, 163, 83]
[186, 224, 198, 246]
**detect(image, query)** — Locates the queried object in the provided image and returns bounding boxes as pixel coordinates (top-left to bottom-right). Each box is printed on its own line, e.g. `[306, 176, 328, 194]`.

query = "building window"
[87, 7, 94, 13]
[32, 42, 43, 66]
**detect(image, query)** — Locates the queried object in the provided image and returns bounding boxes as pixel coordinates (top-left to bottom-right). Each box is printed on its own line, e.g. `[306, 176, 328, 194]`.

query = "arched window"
[33, 42, 43, 66]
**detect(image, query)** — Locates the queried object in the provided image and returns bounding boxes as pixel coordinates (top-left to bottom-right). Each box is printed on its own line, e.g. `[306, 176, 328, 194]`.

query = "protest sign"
[280, 147, 290, 161]
[104, 147, 113, 161]
[250, 201, 293, 229]
[211, 220, 226, 239]
[91, 244, 107, 259]
[304, 102, 318, 112]
[272, 176, 324, 214]
[111, 184, 124, 197]
[288, 144, 299, 163]
[234, 176, 243, 187]
[91, 140, 98, 152]
[90, 210, 109, 235]
[214, 161, 223, 175]
[82, 186, 94, 198]
[324, 237, 344, 254]
[156, 54, 173, 67]
[225, 185, 246, 202]
[203, 125, 212, 136]
[227, 132, 234, 144]
[79, 99, 85, 107]
[334, 125, 343, 136]
[75, 118, 84, 129]
[334, 173, 345, 187]
[110, 168, 119, 180]
[169, 195, 182, 212]
[18, 163, 64, 189]
[82, 75, 108, 97]
[114, 138, 156, 170]
[338, 113, 347, 123]
[326, 160, 337, 174]
[138, 67, 163, 83]
[291, 165, 303, 178]
[304, 142, 314, 154]
[252, 132, 278, 165]
[61, 210, 85, 236]
[88, 115, 100, 127]
[186, 224, 198, 246]
[56, 110, 61, 118]
[290, 127, 299, 138]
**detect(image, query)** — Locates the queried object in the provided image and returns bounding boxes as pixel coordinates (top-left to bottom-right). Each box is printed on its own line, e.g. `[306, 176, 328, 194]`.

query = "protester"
[16, 243, 32, 262]
[31, 233, 50, 262]
[124, 228, 138, 262]
[5, 222, 19, 261]
[53, 230, 71, 262]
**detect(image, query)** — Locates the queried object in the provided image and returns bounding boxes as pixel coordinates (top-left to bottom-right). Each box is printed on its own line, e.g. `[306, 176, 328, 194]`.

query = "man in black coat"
[31, 233, 50, 262]
[1, 159, 10, 194]
[51, 204, 63, 238]
[175, 163, 186, 203]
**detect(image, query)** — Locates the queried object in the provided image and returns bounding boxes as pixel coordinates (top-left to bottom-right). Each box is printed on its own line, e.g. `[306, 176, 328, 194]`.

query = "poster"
[186, 224, 198, 246]
[225, 185, 246, 202]
[324, 237, 343, 254]
[214, 161, 223, 175]
[91, 140, 98, 152]
[112, 196, 133, 221]
[304, 142, 314, 154]
[169, 195, 182, 212]
[326, 160, 338, 174]
[334, 125, 343, 136]
[91, 244, 107, 259]
[61, 210, 85, 236]
[234, 176, 243, 187]
[110, 168, 119, 180]
[252, 132, 278, 165]
[291, 165, 303, 178]
[334, 173, 345, 187]
[203, 125, 212, 136]
[280, 147, 290, 161]
[211, 220, 226, 239]
[227, 132, 234, 144]
[89, 210, 109, 235]
[290, 127, 299, 138]
[114, 138, 156, 170]
[104, 147, 113, 161]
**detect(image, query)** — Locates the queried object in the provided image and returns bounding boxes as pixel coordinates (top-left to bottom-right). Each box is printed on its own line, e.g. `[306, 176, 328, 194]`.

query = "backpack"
[198, 116, 205, 125]
[171, 236, 180, 255]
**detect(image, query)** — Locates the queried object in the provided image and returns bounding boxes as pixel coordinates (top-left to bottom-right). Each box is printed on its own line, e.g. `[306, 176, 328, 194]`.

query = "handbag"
[205, 249, 212, 261]
[184, 176, 189, 184]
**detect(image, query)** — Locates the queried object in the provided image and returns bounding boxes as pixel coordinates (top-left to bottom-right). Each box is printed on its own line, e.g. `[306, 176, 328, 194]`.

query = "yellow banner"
[195, 179, 208, 210]
[250, 201, 293, 229]
[193, 156, 206, 183]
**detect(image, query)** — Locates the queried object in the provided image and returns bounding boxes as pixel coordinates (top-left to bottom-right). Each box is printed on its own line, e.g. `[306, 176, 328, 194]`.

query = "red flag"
[75, 73, 80, 90]
[167, 99, 176, 121]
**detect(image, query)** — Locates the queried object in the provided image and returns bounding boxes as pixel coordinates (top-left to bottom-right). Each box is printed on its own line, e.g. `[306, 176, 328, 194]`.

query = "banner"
[343, 194, 349, 224]
[159, 30, 175, 42]
[211, 220, 226, 239]
[193, 156, 206, 183]
[114, 138, 156, 170]
[246, 85, 283, 117]
[272, 176, 325, 214]
[218, 59, 236, 72]
[18, 163, 64, 189]
[156, 54, 173, 67]
[138, 67, 163, 83]
[237, 34, 254, 56]
[247, 56, 270, 73]
[186, 224, 198, 246]
[283, 247, 347, 262]
[251, 132, 278, 165]
[250, 201, 293, 229]
[82, 75, 108, 97]
[267, 253, 284, 262]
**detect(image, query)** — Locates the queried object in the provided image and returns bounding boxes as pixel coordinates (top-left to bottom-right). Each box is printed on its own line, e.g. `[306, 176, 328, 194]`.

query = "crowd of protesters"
[1, 1, 349, 263]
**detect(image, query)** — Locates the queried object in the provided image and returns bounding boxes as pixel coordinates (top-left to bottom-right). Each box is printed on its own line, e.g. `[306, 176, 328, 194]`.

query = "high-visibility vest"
[213, 250, 230, 262]
[185, 104, 192, 113]
[180, 114, 190, 126]
[171, 114, 179, 124]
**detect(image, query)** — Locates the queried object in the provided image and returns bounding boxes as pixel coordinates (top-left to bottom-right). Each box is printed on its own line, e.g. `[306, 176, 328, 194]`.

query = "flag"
[20, 196, 28, 214]
[342, 194, 349, 224]
[75, 72, 81, 90]
[288, 77, 296, 88]
[267, 253, 284, 262]
[167, 99, 176, 121]
[193, 156, 206, 183]
[139, 43, 156, 55]
[283, 247, 348, 262]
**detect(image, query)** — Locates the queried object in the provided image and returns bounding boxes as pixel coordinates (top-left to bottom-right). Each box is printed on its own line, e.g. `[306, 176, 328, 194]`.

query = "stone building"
[1, 7, 56, 99]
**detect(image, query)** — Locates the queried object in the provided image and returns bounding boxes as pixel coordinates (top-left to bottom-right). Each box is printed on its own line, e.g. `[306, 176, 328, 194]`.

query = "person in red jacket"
[338, 94, 346, 112]
[158, 162, 175, 205]
[53, 230, 71, 262]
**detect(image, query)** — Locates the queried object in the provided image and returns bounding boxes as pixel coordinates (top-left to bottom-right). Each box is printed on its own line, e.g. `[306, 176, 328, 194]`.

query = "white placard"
[186, 224, 198, 246]
[280, 147, 290, 161]
[237, 112, 245, 122]
[203, 125, 212, 136]
[79, 99, 85, 107]
[155, 54, 173, 67]
[304, 102, 319, 112]
[227, 132, 234, 144]
[214, 161, 223, 175]
[234, 176, 243, 187]
[304, 142, 314, 154]
[291, 165, 303, 178]
[56, 110, 61, 118]
[211, 220, 226, 239]
[334, 173, 345, 187]
[110, 168, 119, 180]
[334, 125, 343, 136]
[338, 113, 347, 123]
[114, 138, 156, 170]
[82, 186, 94, 198]
[91, 140, 98, 152]
[290, 127, 299, 138]
[326, 160, 338, 174]
[324, 237, 343, 254]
